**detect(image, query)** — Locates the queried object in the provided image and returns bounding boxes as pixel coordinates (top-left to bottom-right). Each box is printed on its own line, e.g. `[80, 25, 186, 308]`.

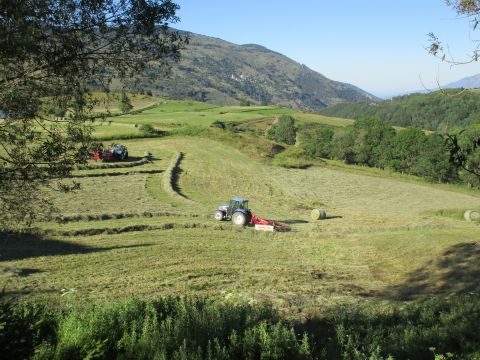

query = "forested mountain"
[318, 89, 480, 131]
[124, 31, 377, 111]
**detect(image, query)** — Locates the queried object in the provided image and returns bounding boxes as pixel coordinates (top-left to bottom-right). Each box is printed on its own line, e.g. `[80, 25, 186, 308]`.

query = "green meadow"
[2, 98, 480, 358]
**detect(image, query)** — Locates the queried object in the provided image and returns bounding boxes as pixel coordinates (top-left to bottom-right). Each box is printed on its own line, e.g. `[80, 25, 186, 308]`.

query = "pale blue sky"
[175, 0, 480, 98]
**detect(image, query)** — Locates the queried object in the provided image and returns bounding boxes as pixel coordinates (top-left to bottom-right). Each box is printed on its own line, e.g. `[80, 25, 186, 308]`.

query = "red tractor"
[92, 143, 129, 162]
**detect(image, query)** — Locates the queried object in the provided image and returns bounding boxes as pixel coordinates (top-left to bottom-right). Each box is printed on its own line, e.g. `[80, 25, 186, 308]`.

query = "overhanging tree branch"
[0, 0, 187, 225]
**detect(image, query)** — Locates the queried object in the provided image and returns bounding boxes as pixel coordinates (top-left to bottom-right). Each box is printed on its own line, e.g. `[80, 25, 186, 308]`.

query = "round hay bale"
[464, 210, 480, 222]
[311, 208, 327, 221]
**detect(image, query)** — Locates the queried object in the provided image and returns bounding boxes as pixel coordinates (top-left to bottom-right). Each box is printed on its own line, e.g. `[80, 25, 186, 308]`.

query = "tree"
[427, 1, 480, 185]
[265, 115, 297, 145]
[119, 92, 134, 114]
[298, 124, 334, 159]
[0, 0, 187, 225]
[330, 127, 356, 164]
[351, 117, 395, 167]
[411, 134, 458, 182]
[276, 115, 297, 145]
[387, 127, 426, 173]
[445, 124, 480, 185]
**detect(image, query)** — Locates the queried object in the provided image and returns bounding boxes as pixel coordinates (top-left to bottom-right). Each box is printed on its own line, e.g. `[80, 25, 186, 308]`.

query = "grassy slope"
[91, 99, 353, 140]
[2, 125, 480, 314]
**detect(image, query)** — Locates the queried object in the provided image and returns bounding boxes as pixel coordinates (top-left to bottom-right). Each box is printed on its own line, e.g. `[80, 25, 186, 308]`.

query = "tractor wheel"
[232, 212, 247, 226]
[214, 210, 225, 221]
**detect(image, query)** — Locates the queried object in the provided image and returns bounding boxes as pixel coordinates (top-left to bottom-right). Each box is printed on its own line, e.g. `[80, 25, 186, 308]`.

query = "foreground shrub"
[0, 297, 56, 359]
[326, 296, 480, 359]
[1, 295, 480, 359]
[19, 298, 309, 360]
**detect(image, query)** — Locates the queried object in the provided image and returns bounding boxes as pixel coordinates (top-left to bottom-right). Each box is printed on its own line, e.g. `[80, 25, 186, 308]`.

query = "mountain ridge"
[445, 73, 480, 89]
[126, 30, 378, 111]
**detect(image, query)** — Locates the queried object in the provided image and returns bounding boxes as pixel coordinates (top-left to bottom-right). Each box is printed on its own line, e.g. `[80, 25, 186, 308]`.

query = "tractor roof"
[231, 197, 248, 202]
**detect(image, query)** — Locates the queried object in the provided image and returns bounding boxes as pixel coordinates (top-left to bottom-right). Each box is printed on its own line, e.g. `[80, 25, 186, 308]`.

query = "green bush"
[0, 296, 311, 360]
[265, 115, 297, 145]
[318, 295, 480, 359]
[210, 120, 226, 129]
[139, 123, 164, 136]
[225, 121, 239, 132]
[209, 121, 238, 132]
[0, 297, 56, 359]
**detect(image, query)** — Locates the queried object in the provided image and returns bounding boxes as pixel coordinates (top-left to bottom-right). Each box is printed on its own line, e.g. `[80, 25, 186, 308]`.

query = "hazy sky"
[175, 0, 480, 98]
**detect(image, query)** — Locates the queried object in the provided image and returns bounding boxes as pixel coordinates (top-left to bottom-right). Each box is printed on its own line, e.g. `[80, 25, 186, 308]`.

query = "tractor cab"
[112, 144, 128, 161]
[214, 197, 252, 226]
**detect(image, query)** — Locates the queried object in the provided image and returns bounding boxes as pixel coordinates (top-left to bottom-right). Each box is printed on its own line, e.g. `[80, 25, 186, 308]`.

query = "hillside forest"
[319, 89, 480, 131]
[252, 114, 480, 188]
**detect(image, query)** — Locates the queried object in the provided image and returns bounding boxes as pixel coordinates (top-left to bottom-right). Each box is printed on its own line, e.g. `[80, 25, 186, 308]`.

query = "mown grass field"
[2, 99, 480, 317]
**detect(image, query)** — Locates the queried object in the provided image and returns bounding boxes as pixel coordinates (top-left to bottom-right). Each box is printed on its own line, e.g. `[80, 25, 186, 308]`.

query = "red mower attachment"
[92, 149, 102, 161]
[249, 213, 290, 232]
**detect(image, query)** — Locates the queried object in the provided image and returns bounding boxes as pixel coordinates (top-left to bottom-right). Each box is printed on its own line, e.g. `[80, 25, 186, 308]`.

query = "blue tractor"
[214, 197, 252, 226]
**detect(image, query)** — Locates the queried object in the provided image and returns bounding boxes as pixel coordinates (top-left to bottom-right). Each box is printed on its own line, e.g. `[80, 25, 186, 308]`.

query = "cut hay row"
[43, 222, 208, 237]
[69, 169, 162, 178]
[162, 152, 193, 202]
[75, 156, 151, 170]
[52, 210, 199, 224]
